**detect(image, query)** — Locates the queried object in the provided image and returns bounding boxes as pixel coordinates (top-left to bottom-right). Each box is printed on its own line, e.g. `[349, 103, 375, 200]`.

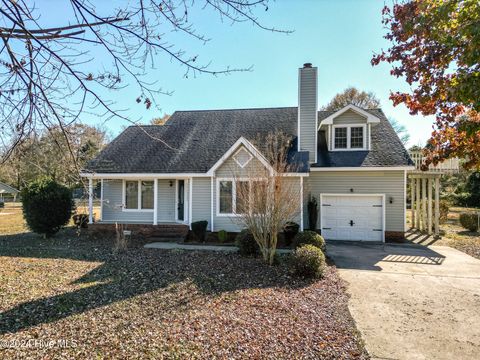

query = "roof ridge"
[174, 106, 297, 113]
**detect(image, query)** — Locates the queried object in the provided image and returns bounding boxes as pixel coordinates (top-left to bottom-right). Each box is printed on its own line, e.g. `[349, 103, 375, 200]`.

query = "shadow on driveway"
[326, 242, 446, 271]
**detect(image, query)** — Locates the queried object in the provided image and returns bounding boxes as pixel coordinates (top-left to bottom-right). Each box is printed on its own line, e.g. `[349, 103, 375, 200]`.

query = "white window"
[332, 124, 366, 150]
[219, 180, 233, 214]
[217, 178, 267, 216]
[124, 180, 154, 211]
[233, 148, 253, 168]
[334, 127, 348, 149]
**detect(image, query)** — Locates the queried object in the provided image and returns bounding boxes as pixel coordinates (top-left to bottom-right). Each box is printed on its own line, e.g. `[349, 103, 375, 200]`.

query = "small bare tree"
[114, 222, 129, 253]
[233, 132, 303, 265]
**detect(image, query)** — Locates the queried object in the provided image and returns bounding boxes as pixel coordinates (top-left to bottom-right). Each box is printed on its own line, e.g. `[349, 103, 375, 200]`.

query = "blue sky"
[48, 0, 434, 147]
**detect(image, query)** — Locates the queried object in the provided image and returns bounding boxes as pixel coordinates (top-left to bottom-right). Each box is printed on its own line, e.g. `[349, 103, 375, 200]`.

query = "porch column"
[100, 179, 104, 222]
[88, 178, 93, 224]
[435, 177, 440, 236]
[415, 178, 421, 229]
[428, 178, 433, 235]
[153, 178, 158, 225]
[300, 176, 304, 231]
[189, 178, 193, 229]
[421, 178, 427, 231]
[410, 176, 416, 229]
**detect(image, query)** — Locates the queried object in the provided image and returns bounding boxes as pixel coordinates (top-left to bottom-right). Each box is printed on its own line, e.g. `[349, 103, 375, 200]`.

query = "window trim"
[232, 147, 253, 168]
[122, 179, 155, 212]
[216, 177, 267, 217]
[332, 124, 367, 151]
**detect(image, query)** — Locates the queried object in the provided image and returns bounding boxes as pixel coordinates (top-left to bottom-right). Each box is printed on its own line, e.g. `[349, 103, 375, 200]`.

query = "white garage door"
[321, 194, 384, 242]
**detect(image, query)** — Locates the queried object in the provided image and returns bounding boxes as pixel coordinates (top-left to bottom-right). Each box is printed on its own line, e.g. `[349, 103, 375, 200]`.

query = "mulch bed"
[0, 232, 367, 359]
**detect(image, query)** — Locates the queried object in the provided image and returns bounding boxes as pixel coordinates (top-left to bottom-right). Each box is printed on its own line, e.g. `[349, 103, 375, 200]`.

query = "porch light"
[389, 197, 394, 204]
[169, 180, 173, 187]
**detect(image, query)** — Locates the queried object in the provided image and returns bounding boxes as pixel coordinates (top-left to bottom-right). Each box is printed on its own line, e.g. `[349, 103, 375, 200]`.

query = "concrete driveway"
[327, 243, 480, 360]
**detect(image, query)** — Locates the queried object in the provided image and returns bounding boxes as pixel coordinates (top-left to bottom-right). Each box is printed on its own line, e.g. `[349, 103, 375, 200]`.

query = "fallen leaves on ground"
[0, 232, 367, 359]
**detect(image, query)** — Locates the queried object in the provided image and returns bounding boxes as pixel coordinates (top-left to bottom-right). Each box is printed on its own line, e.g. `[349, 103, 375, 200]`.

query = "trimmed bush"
[293, 231, 326, 253]
[434, 200, 450, 224]
[21, 178, 74, 237]
[459, 213, 479, 232]
[283, 221, 300, 246]
[218, 229, 228, 243]
[0, 201, 4, 208]
[291, 244, 326, 279]
[191, 220, 208, 242]
[73, 214, 89, 228]
[235, 229, 259, 256]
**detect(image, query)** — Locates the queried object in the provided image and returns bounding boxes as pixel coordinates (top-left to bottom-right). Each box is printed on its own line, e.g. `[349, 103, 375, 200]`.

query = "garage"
[320, 194, 385, 242]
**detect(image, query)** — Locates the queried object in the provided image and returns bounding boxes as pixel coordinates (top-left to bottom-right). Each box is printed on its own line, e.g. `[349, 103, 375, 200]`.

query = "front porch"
[85, 177, 191, 227]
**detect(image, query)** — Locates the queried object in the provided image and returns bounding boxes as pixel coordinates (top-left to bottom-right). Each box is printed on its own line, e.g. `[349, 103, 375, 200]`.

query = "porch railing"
[408, 151, 460, 173]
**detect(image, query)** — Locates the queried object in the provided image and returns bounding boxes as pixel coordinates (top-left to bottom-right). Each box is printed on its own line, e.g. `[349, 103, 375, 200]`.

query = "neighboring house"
[81, 63, 414, 242]
[0, 181, 19, 202]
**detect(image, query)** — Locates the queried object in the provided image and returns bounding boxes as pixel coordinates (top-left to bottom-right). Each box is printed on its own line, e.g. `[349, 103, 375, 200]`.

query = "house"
[81, 63, 414, 242]
[0, 181, 19, 203]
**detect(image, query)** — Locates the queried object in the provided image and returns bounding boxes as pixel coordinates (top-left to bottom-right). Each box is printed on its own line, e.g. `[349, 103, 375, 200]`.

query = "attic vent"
[233, 148, 253, 168]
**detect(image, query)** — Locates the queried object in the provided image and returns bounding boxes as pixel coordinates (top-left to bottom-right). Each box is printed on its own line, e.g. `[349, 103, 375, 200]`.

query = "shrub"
[0, 201, 4, 209]
[21, 178, 74, 237]
[218, 229, 228, 243]
[291, 244, 326, 279]
[72, 213, 89, 228]
[464, 172, 480, 207]
[191, 220, 208, 242]
[434, 200, 450, 224]
[293, 231, 326, 253]
[283, 221, 300, 246]
[235, 229, 259, 256]
[459, 213, 479, 232]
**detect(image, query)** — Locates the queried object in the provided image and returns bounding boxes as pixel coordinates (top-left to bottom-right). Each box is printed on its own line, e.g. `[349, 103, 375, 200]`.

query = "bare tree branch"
[0, 0, 289, 171]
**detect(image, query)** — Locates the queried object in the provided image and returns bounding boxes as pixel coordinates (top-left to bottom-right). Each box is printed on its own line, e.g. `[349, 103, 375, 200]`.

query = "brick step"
[88, 223, 189, 239]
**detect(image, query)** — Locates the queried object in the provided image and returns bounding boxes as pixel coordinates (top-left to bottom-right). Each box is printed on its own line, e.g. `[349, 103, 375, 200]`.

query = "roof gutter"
[310, 166, 415, 172]
[79, 172, 211, 179]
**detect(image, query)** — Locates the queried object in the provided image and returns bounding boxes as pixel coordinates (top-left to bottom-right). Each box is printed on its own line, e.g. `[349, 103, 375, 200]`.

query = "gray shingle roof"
[0, 181, 19, 194]
[85, 107, 412, 174]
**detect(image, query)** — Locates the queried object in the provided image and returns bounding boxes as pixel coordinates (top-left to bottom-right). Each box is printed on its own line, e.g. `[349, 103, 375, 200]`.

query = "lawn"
[0, 210, 367, 359]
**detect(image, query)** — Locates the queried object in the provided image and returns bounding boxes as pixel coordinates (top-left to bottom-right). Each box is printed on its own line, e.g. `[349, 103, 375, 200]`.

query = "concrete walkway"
[328, 243, 480, 360]
[144, 242, 293, 254]
[145, 242, 238, 252]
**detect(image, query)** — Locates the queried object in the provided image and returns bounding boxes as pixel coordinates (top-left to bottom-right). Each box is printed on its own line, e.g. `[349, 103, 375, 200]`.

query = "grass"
[0, 206, 367, 359]
[0, 202, 27, 235]
[0, 202, 101, 235]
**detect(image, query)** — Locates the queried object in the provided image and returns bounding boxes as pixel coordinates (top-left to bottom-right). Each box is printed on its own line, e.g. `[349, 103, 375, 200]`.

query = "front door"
[177, 180, 185, 221]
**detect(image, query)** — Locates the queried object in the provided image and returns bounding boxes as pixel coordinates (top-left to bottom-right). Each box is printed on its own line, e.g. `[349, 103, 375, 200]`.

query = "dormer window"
[350, 126, 364, 149]
[334, 127, 348, 149]
[333, 124, 366, 150]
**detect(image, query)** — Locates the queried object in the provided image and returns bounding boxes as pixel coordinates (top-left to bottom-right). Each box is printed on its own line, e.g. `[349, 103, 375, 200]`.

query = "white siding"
[298, 66, 318, 163]
[102, 180, 154, 223]
[101, 179, 176, 223]
[191, 177, 212, 230]
[305, 171, 405, 232]
[216, 146, 267, 178]
[333, 109, 367, 125]
[157, 179, 176, 222]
